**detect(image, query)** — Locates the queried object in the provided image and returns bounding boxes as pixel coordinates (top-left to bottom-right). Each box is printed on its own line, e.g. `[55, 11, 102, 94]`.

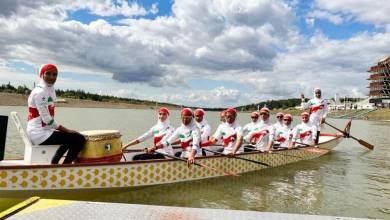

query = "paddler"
[242, 111, 259, 139]
[273, 112, 284, 131]
[244, 107, 274, 152]
[27, 64, 86, 164]
[202, 108, 243, 155]
[194, 108, 211, 156]
[153, 108, 201, 165]
[271, 114, 293, 149]
[122, 107, 175, 160]
[289, 112, 317, 148]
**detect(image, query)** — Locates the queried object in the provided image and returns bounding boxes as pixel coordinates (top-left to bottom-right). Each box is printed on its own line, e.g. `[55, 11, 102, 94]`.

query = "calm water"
[0, 106, 389, 219]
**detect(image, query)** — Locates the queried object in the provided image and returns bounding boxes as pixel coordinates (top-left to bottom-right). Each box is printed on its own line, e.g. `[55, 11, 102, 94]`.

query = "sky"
[0, 0, 389, 108]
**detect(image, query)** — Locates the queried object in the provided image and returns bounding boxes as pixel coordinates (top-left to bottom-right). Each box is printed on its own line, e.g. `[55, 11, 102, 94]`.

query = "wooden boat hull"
[0, 136, 342, 191]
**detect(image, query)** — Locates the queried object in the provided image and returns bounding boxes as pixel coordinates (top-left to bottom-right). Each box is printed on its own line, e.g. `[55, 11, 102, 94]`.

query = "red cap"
[194, 108, 205, 116]
[225, 108, 237, 116]
[259, 107, 270, 114]
[301, 112, 310, 117]
[283, 114, 293, 121]
[276, 112, 284, 117]
[158, 107, 170, 116]
[251, 111, 259, 117]
[181, 108, 193, 116]
[39, 64, 58, 78]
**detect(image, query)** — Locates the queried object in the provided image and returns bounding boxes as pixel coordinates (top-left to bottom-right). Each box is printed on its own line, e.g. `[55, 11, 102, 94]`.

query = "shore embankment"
[0, 92, 160, 109]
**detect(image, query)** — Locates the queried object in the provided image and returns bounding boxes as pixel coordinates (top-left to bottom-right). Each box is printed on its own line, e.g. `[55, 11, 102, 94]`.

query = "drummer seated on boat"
[272, 114, 293, 150]
[27, 64, 86, 164]
[153, 108, 201, 165]
[201, 108, 243, 156]
[122, 107, 175, 160]
[289, 112, 317, 149]
[244, 107, 274, 153]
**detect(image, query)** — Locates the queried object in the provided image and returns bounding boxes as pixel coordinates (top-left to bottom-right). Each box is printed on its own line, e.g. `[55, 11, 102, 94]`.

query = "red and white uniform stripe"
[301, 98, 327, 131]
[213, 122, 243, 154]
[245, 120, 274, 151]
[162, 121, 201, 158]
[292, 122, 317, 145]
[274, 124, 293, 148]
[27, 80, 59, 145]
[137, 120, 175, 155]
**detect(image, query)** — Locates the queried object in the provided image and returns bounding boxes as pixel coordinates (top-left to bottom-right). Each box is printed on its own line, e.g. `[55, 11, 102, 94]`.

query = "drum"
[78, 130, 122, 163]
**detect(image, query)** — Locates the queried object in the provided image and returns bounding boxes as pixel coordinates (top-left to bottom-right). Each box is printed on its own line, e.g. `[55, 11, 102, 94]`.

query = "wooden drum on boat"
[78, 130, 122, 163]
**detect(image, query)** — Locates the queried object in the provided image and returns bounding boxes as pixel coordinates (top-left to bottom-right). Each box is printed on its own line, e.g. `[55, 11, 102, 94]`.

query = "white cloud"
[306, 10, 344, 25]
[0, 0, 390, 107]
[313, 0, 390, 29]
[155, 86, 243, 108]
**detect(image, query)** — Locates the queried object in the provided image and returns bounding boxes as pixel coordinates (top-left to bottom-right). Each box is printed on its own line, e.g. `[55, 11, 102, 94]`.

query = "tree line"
[0, 83, 178, 107]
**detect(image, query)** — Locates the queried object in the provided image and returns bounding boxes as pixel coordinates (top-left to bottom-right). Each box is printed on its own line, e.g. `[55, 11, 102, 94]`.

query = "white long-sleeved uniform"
[301, 98, 327, 131]
[27, 80, 59, 145]
[195, 119, 211, 142]
[242, 121, 259, 143]
[272, 121, 283, 133]
[291, 122, 317, 145]
[137, 120, 175, 155]
[162, 120, 201, 158]
[213, 122, 243, 154]
[245, 120, 274, 151]
[274, 124, 293, 148]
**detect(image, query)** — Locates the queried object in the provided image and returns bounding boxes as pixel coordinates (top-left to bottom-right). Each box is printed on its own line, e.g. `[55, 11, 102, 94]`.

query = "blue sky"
[1, 0, 390, 107]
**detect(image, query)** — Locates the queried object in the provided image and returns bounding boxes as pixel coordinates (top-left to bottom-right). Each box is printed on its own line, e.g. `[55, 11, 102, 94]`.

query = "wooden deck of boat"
[0, 197, 379, 220]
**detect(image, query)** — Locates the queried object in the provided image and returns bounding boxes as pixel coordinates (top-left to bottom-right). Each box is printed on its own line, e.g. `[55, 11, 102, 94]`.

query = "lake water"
[0, 106, 389, 219]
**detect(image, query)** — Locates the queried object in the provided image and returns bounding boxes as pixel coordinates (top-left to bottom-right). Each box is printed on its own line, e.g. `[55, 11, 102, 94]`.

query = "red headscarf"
[39, 64, 58, 78]
[181, 108, 193, 116]
[194, 108, 205, 116]
[158, 107, 170, 116]
[301, 112, 310, 117]
[225, 108, 237, 116]
[283, 114, 293, 121]
[251, 111, 259, 117]
[259, 107, 270, 114]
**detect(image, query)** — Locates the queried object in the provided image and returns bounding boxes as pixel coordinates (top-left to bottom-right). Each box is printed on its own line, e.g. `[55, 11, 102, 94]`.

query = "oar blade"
[358, 139, 374, 150]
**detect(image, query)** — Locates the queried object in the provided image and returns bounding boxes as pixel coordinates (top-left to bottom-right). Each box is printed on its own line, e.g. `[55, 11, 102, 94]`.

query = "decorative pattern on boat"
[0, 138, 340, 191]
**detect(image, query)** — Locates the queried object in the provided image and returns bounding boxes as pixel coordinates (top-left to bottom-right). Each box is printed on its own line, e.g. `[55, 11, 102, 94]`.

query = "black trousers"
[315, 131, 320, 144]
[41, 131, 86, 164]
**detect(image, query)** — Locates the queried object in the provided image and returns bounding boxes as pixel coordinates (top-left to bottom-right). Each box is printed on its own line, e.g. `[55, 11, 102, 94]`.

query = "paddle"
[203, 148, 270, 167]
[324, 121, 374, 150]
[243, 145, 304, 159]
[154, 151, 239, 177]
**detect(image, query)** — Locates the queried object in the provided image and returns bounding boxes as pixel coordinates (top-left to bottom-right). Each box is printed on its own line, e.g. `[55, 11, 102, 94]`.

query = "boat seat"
[10, 111, 60, 165]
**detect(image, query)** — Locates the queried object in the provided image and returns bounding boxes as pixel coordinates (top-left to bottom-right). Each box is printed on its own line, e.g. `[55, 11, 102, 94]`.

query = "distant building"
[367, 56, 390, 108]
